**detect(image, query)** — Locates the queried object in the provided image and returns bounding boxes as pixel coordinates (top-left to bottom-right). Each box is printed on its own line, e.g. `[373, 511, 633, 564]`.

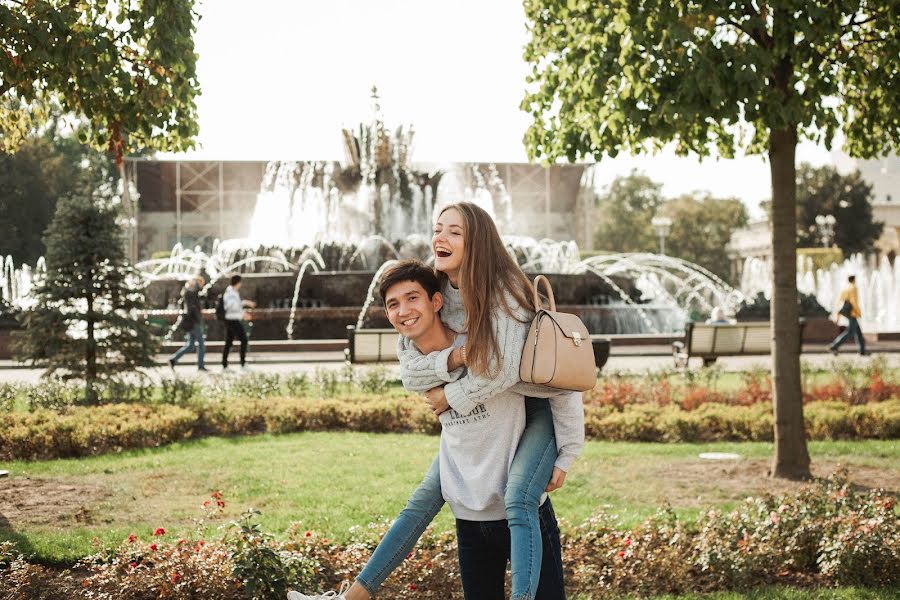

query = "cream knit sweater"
[397, 281, 585, 472]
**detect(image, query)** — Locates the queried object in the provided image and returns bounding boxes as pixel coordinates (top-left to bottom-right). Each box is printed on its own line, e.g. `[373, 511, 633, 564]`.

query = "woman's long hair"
[436, 202, 535, 376]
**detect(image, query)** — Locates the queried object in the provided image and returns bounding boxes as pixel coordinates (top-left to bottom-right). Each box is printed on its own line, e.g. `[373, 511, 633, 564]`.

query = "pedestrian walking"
[829, 274, 868, 356]
[221, 274, 256, 370]
[168, 276, 207, 371]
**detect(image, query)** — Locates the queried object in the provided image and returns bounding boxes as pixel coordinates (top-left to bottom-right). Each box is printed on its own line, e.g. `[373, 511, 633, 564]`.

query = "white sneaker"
[287, 582, 350, 600]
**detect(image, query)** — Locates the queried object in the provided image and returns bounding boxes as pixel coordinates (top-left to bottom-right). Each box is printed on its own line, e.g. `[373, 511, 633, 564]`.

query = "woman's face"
[432, 208, 465, 279]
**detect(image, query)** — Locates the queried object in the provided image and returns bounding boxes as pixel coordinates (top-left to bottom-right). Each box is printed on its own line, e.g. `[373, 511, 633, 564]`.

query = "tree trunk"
[768, 127, 811, 480]
[85, 294, 98, 404]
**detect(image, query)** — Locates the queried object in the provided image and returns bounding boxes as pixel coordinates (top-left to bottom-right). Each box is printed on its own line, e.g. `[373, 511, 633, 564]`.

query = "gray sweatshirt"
[397, 281, 585, 473]
[437, 333, 529, 520]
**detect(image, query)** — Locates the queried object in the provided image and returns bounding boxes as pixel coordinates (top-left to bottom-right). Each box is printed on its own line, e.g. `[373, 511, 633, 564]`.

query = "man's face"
[233, 281, 242, 291]
[384, 280, 442, 341]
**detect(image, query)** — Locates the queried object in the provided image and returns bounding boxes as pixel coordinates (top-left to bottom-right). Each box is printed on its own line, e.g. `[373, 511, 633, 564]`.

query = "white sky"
[167, 0, 842, 217]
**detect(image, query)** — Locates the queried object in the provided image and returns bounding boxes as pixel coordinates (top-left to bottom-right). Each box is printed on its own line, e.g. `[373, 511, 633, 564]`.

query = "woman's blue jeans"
[170, 323, 205, 368]
[356, 398, 556, 599]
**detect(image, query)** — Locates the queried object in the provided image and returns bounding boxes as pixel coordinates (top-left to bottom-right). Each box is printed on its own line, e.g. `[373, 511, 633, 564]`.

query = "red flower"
[406, 551, 414, 559]
[171, 572, 181, 584]
[305, 531, 312, 538]
[153, 527, 166, 536]
[129, 561, 138, 569]
[127, 533, 137, 543]
[322, 538, 328, 544]
[623, 538, 631, 546]
[408, 584, 418, 591]
[617, 551, 626, 558]
[149, 544, 158, 551]
[198, 540, 205, 546]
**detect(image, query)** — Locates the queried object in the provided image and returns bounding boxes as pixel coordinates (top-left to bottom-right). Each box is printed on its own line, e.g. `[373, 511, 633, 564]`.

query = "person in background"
[222, 274, 256, 370]
[168, 275, 207, 371]
[829, 274, 867, 356]
[705, 306, 733, 325]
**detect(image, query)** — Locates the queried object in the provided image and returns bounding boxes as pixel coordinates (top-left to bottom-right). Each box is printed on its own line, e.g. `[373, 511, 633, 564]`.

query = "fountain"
[741, 254, 900, 333]
[1, 91, 760, 345]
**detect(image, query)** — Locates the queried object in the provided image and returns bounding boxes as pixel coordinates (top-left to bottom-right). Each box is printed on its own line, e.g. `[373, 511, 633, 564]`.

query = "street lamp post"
[651, 215, 673, 255]
[814, 214, 836, 248]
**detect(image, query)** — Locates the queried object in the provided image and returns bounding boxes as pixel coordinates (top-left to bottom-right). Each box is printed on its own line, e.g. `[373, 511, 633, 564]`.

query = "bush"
[12, 474, 885, 599]
[2, 394, 898, 461]
[0, 403, 196, 460]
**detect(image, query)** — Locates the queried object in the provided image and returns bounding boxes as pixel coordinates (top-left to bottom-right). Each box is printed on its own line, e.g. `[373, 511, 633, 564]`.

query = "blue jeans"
[356, 398, 556, 599]
[830, 317, 866, 354]
[456, 499, 566, 600]
[170, 323, 205, 368]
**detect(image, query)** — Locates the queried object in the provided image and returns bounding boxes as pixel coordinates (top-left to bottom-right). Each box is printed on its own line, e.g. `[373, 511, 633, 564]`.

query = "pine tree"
[15, 192, 159, 403]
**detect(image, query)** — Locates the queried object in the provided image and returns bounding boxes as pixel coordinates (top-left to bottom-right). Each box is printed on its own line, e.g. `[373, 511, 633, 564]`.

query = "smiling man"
[289, 259, 571, 599]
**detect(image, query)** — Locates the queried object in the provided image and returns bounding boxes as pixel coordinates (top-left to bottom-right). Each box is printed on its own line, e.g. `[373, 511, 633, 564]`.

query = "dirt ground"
[1, 459, 897, 532]
[0, 477, 110, 530]
[652, 458, 900, 507]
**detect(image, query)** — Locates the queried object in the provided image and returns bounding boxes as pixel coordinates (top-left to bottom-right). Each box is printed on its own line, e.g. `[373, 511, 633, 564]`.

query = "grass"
[2, 433, 898, 565]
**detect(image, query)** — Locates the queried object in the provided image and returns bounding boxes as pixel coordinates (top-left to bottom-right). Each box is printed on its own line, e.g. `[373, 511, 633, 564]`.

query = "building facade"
[127, 159, 594, 260]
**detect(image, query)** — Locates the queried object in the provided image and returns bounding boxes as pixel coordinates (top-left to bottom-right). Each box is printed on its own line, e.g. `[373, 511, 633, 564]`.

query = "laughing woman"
[290, 202, 585, 600]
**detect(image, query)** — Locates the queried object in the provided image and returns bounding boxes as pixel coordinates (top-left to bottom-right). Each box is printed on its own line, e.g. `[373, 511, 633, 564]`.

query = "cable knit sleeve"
[547, 392, 585, 472]
[397, 336, 464, 393]
[442, 298, 532, 416]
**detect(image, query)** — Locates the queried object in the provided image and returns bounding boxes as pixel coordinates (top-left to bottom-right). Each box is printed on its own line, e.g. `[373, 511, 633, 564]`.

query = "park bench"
[672, 321, 805, 368]
[346, 325, 612, 373]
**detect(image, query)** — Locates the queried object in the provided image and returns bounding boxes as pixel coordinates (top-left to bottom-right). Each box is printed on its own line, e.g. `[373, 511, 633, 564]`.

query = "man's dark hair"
[848, 275, 856, 283]
[230, 274, 243, 286]
[379, 260, 440, 303]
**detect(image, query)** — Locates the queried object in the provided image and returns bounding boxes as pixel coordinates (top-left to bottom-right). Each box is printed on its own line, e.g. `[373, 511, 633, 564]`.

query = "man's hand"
[448, 346, 467, 371]
[545, 467, 567, 493]
[424, 386, 450, 416]
[244, 300, 257, 309]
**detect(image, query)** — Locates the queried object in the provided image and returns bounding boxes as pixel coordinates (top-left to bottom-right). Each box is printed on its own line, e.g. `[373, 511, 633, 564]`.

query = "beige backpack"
[520, 275, 597, 391]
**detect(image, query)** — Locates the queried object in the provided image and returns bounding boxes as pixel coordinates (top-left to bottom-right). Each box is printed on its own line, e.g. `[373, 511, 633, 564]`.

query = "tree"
[522, 1, 900, 479]
[15, 191, 159, 402]
[0, 123, 115, 265]
[796, 164, 883, 255]
[0, 0, 200, 160]
[663, 193, 749, 281]
[594, 170, 664, 252]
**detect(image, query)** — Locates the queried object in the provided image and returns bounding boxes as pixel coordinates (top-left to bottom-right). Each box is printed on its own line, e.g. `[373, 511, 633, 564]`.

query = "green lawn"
[2, 433, 898, 565]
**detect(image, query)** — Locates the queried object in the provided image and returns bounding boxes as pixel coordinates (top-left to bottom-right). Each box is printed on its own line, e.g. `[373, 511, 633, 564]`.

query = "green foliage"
[662, 193, 748, 280]
[0, 0, 201, 159]
[357, 365, 390, 394]
[593, 172, 749, 279]
[11, 474, 897, 598]
[798, 247, 845, 270]
[735, 292, 829, 319]
[0, 121, 116, 265]
[522, 2, 900, 162]
[594, 169, 664, 252]
[796, 164, 884, 256]
[3, 392, 898, 461]
[225, 509, 317, 600]
[14, 193, 160, 402]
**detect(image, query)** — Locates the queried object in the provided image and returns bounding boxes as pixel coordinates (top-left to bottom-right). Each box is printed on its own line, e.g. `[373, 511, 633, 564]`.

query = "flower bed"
[2, 474, 897, 599]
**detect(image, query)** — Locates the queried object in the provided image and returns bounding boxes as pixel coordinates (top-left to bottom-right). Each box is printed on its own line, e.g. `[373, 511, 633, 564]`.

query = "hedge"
[2, 396, 899, 461]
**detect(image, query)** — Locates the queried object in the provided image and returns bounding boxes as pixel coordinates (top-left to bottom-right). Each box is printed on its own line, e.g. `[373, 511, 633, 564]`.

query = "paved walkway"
[1, 345, 897, 384]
